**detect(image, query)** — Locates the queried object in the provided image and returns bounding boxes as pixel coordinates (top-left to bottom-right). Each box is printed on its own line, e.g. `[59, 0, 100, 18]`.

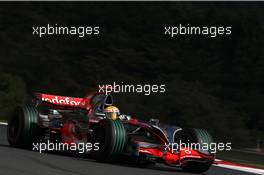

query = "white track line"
[214, 159, 264, 175]
[213, 164, 264, 175]
[0, 122, 7, 125]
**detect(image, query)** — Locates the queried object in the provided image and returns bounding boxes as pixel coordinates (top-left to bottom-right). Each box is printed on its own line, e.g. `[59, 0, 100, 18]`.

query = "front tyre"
[91, 119, 127, 162]
[174, 128, 214, 173]
[7, 105, 41, 148]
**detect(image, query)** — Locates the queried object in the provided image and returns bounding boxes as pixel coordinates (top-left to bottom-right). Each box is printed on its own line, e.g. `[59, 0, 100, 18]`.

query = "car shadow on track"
[0, 144, 9, 147]
[62, 152, 188, 174]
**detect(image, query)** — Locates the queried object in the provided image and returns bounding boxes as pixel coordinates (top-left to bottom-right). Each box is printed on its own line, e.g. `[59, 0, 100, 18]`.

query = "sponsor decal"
[40, 94, 83, 106]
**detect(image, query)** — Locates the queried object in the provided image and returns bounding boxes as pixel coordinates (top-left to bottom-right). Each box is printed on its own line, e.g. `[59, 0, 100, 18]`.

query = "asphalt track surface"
[0, 125, 256, 175]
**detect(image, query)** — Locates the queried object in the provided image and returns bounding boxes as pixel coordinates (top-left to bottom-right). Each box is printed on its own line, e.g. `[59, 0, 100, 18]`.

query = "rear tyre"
[7, 105, 41, 148]
[91, 119, 127, 162]
[174, 128, 214, 173]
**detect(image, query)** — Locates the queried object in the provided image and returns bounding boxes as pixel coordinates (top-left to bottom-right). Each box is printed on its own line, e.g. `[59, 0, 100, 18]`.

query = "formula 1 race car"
[7, 91, 215, 173]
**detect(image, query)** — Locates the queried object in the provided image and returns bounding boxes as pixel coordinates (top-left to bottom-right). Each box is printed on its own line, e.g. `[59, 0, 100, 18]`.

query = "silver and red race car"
[7, 91, 215, 173]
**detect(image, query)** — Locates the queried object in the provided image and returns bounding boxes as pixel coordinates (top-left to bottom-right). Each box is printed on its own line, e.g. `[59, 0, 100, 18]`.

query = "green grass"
[0, 119, 7, 122]
[217, 150, 264, 169]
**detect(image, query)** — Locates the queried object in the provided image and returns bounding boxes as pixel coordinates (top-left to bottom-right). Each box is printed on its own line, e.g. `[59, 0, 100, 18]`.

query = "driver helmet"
[104, 106, 120, 120]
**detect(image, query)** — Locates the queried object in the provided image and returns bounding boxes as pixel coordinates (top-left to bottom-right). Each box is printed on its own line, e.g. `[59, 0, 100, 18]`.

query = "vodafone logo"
[40, 94, 82, 106]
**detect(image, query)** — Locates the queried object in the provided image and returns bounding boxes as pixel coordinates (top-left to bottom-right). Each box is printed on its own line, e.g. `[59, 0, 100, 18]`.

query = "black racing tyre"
[181, 161, 213, 174]
[7, 105, 41, 148]
[174, 128, 214, 173]
[91, 119, 127, 162]
[174, 128, 214, 153]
